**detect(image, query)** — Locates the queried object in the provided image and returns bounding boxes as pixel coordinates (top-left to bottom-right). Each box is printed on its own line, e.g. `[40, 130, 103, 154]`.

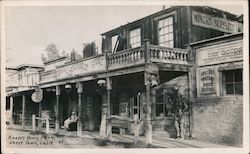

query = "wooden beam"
[107, 65, 145, 77]
[158, 63, 191, 72]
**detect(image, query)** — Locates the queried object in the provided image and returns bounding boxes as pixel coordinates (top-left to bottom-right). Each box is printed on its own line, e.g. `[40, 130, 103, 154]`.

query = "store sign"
[197, 40, 243, 66]
[56, 55, 106, 80]
[199, 67, 216, 95]
[192, 11, 238, 33]
[31, 89, 43, 103]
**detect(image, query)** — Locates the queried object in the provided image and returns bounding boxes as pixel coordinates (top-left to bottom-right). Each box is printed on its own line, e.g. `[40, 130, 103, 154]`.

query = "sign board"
[192, 11, 239, 33]
[56, 55, 106, 80]
[198, 67, 216, 95]
[197, 40, 243, 66]
[31, 89, 43, 103]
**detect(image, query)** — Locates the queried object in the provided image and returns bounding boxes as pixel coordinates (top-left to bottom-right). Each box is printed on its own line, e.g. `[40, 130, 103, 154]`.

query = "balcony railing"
[107, 41, 188, 70]
[149, 45, 188, 65]
[108, 46, 145, 70]
[39, 42, 189, 84]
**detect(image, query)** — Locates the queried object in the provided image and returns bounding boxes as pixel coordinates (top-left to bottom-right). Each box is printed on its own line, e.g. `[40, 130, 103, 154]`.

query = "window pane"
[169, 33, 173, 40]
[129, 28, 141, 48]
[235, 83, 243, 95]
[134, 98, 137, 106]
[225, 71, 234, 82]
[169, 41, 173, 48]
[134, 109, 138, 114]
[226, 84, 234, 94]
[156, 104, 164, 116]
[169, 17, 173, 25]
[235, 70, 242, 82]
[169, 26, 173, 32]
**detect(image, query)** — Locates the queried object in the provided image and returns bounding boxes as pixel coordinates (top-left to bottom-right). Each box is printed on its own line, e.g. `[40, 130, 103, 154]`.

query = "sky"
[5, 4, 244, 67]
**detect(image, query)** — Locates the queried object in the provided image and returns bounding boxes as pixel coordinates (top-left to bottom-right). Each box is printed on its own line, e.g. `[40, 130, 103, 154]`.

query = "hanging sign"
[31, 89, 43, 103]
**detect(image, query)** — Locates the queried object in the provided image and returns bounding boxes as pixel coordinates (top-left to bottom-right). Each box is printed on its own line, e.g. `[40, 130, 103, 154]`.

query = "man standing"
[174, 94, 188, 140]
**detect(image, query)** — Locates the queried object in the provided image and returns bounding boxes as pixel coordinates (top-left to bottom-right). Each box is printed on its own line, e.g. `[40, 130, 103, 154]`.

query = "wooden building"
[5, 6, 243, 145]
[5, 64, 44, 127]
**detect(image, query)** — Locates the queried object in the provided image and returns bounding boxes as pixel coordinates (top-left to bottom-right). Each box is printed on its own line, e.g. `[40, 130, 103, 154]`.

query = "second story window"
[129, 28, 141, 48]
[111, 35, 118, 53]
[158, 17, 174, 48]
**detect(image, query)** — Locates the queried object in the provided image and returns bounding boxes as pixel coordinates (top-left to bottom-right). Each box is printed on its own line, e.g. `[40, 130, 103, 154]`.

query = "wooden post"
[145, 84, 152, 144]
[106, 77, 112, 140]
[144, 39, 151, 63]
[77, 82, 83, 136]
[99, 106, 107, 140]
[144, 39, 153, 145]
[38, 102, 42, 131]
[134, 115, 139, 144]
[55, 85, 60, 133]
[10, 96, 14, 126]
[21, 95, 26, 129]
[45, 114, 49, 134]
[32, 114, 36, 132]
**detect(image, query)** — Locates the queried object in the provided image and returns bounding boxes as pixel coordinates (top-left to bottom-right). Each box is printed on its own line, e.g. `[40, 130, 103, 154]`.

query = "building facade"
[5, 6, 243, 146]
[6, 64, 44, 127]
[189, 33, 243, 145]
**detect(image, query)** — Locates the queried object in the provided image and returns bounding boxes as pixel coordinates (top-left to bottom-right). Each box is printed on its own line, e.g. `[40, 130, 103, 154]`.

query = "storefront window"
[129, 28, 141, 48]
[223, 69, 243, 95]
[131, 94, 141, 119]
[156, 89, 173, 117]
[158, 17, 174, 48]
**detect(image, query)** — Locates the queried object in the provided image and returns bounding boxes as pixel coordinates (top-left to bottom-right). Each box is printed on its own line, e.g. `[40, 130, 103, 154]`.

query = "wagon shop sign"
[197, 40, 243, 66]
[192, 11, 239, 33]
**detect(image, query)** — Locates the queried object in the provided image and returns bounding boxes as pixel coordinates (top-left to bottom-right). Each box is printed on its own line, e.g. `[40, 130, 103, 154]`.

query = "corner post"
[144, 39, 153, 145]
[55, 85, 60, 133]
[145, 83, 152, 144]
[144, 39, 151, 63]
[77, 82, 83, 136]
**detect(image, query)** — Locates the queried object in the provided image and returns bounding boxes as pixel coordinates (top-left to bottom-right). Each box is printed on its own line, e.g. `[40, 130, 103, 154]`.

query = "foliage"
[41, 43, 62, 63]
[82, 42, 97, 58]
[165, 87, 188, 112]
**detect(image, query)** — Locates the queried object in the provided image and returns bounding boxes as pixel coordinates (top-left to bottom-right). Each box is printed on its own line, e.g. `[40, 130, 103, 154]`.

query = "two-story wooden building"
[6, 6, 243, 145]
[5, 64, 44, 127]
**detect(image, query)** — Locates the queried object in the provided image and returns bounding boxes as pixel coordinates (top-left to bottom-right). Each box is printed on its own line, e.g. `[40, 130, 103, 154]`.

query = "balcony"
[107, 41, 188, 70]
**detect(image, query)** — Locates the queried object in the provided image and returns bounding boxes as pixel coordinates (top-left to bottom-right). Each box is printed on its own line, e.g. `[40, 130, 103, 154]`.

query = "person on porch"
[62, 111, 78, 131]
[174, 94, 188, 140]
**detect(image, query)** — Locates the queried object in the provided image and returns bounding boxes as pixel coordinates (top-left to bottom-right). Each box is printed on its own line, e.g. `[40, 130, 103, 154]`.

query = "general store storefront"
[189, 33, 243, 145]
